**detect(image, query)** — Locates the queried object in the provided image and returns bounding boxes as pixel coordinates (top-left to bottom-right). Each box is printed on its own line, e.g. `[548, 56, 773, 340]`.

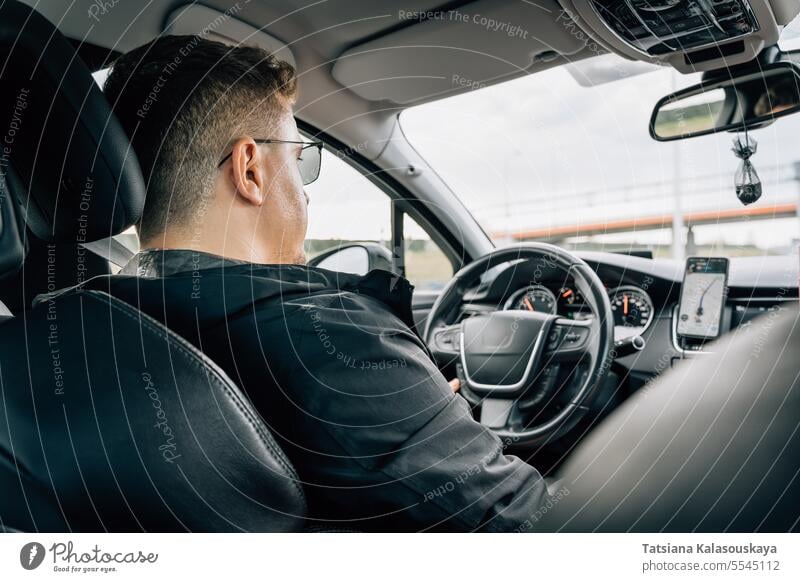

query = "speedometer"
[608, 286, 654, 332]
[504, 285, 557, 314]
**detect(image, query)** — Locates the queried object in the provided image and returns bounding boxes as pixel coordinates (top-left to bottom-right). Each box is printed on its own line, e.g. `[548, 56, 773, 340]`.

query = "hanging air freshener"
[731, 133, 762, 206]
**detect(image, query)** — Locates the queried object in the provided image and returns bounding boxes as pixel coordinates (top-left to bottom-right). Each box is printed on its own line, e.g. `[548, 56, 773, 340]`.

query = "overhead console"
[561, 0, 800, 72]
[595, 0, 759, 56]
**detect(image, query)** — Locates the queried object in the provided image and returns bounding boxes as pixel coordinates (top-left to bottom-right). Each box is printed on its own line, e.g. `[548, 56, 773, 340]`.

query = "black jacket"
[71, 249, 548, 531]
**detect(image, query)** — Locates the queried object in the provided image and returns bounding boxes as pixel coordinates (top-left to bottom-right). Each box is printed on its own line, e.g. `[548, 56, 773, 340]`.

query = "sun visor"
[332, 0, 587, 105]
[164, 4, 295, 68]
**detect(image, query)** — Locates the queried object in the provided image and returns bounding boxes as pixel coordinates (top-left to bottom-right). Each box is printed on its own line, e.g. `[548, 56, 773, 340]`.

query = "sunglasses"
[217, 139, 323, 185]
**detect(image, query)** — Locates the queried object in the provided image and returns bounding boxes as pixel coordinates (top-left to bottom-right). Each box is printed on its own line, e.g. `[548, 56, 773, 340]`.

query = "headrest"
[0, 1, 145, 243]
[0, 165, 26, 278]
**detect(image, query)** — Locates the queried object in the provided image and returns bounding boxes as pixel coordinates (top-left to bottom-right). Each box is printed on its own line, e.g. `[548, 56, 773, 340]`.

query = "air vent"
[591, 0, 759, 57]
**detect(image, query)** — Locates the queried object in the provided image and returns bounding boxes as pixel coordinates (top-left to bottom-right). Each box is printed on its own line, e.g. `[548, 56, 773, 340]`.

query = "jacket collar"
[121, 249, 248, 277]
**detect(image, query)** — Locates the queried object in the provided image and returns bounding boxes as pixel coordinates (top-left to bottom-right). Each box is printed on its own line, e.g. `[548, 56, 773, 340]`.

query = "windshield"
[401, 53, 800, 259]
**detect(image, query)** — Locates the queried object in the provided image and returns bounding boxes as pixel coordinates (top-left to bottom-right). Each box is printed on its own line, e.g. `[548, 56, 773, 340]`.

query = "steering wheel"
[424, 243, 614, 446]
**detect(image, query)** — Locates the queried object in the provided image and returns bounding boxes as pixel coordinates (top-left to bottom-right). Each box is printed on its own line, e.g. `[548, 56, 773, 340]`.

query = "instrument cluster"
[504, 282, 655, 338]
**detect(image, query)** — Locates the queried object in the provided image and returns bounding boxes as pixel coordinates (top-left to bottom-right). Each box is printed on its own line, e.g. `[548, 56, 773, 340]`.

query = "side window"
[404, 214, 453, 291]
[304, 151, 391, 259]
[305, 148, 453, 289]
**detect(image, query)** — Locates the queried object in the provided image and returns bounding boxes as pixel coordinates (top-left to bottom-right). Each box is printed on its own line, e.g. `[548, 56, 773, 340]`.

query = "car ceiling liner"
[163, 3, 296, 67]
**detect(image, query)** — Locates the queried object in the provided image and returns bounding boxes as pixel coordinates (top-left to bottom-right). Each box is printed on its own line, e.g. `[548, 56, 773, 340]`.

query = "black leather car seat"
[0, 0, 306, 532]
[0, 290, 306, 532]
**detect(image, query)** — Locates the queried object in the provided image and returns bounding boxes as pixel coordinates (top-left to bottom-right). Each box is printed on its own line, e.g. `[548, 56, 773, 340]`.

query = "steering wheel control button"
[547, 328, 562, 350]
[563, 328, 589, 347]
[435, 329, 457, 350]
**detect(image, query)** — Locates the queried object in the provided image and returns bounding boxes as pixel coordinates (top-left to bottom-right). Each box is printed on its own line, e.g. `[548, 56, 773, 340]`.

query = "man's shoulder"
[240, 266, 417, 328]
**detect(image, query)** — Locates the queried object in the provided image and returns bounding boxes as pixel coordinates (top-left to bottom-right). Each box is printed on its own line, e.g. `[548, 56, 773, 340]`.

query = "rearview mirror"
[650, 62, 800, 141]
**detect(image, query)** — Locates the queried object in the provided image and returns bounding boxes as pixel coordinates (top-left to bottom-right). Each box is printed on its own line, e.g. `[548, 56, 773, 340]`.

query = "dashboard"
[407, 249, 800, 469]
[418, 250, 799, 456]
[458, 252, 799, 374]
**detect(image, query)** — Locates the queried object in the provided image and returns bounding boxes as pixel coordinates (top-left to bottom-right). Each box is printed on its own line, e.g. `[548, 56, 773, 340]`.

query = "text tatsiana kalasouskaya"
[642, 543, 777, 557]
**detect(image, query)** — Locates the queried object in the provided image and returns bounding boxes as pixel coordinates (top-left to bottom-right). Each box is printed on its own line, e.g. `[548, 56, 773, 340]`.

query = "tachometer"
[557, 286, 581, 306]
[608, 286, 654, 331]
[504, 285, 557, 314]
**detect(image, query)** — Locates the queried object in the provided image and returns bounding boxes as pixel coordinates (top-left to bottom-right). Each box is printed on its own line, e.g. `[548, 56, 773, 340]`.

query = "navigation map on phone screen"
[677, 257, 728, 339]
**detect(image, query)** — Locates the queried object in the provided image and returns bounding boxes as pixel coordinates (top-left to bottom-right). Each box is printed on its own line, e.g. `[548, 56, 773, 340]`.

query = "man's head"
[104, 35, 309, 263]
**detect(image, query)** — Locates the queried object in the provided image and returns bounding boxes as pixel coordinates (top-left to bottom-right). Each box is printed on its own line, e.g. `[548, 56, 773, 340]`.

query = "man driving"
[96, 35, 548, 531]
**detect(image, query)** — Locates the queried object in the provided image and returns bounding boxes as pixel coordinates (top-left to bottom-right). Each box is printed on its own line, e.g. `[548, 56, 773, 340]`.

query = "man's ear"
[228, 137, 266, 206]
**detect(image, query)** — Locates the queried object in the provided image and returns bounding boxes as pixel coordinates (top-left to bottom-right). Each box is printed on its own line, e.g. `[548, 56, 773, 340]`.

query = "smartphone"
[677, 257, 729, 339]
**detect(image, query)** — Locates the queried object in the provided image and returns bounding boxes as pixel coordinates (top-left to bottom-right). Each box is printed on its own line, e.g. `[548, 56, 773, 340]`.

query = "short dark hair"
[104, 35, 297, 241]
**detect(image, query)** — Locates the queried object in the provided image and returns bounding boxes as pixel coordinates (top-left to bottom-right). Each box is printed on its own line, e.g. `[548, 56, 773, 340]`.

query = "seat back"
[0, 290, 306, 531]
[539, 306, 800, 532]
